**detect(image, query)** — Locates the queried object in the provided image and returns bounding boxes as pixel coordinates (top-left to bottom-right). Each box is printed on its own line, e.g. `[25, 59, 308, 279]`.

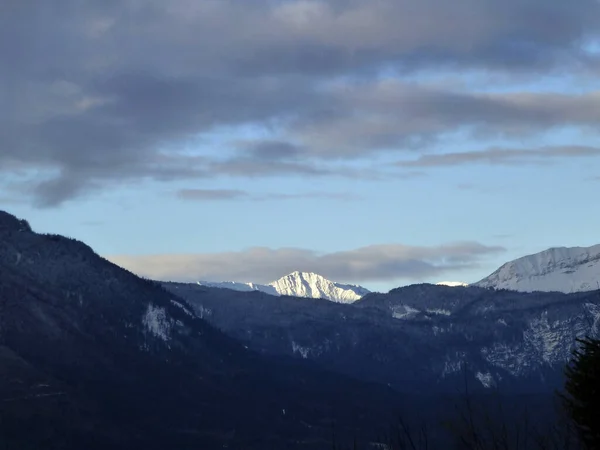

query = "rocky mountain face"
[270, 271, 370, 302]
[165, 281, 600, 395]
[0, 211, 408, 450]
[474, 244, 600, 293]
[198, 271, 370, 303]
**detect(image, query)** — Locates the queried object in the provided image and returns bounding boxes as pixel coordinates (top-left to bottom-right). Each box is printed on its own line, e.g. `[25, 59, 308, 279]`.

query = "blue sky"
[2, 1, 600, 292]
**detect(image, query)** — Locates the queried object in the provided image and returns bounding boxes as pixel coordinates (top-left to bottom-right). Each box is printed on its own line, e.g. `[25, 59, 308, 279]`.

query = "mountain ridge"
[198, 270, 371, 303]
[0, 210, 408, 449]
[474, 244, 600, 293]
[167, 280, 600, 396]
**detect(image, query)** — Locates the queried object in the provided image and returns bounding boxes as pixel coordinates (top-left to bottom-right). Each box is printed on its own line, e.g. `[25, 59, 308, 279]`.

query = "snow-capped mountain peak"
[197, 271, 370, 303]
[270, 271, 370, 303]
[474, 244, 600, 293]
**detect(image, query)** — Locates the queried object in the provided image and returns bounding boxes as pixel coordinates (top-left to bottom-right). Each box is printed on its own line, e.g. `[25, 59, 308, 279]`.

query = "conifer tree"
[562, 337, 600, 449]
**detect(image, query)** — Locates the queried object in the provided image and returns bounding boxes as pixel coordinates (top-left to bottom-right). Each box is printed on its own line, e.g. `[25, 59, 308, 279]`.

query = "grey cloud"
[6, 1, 597, 79]
[107, 241, 505, 284]
[209, 158, 333, 178]
[2, 0, 600, 206]
[237, 140, 304, 160]
[177, 189, 247, 201]
[254, 192, 361, 201]
[396, 145, 600, 168]
[176, 189, 361, 202]
[290, 86, 600, 156]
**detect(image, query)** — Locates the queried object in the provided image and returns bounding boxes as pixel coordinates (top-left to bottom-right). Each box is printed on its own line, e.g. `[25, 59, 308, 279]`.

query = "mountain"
[0, 210, 410, 449]
[196, 280, 280, 296]
[165, 281, 600, 396]
[198, 271, 370, 303]
[4, 208, 591, 448]
[435, 281, 468, 287]
[474, 244, 600, 293]
[271, 271, 371, 302]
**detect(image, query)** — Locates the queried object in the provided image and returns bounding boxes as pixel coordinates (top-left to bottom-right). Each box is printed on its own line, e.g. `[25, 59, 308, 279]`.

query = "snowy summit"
[473, 244, 600, 293]
[197, 271, 370, 303]
[435, 281, 468, 287]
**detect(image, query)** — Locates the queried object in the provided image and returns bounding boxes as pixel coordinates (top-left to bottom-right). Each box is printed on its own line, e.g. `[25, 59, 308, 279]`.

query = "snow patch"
[584, 302, 600, 337]
[142, 303, 171, 342]
[392, 305, 420, 319]
[291, 341, 311, 359]
[480, 342, 529, 377]
[476, 372, 495, 388]
[426, 308, 451, 316]
[170, 299, 194, 317]
[442, 351, 467, 377]
[195, 304, 212, 319]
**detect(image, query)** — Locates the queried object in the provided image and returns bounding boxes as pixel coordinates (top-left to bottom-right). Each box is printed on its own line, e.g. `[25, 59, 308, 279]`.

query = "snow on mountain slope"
[436, 281, 468, 287]
[198, 271, 370, 303]
[474, 244, 600, 293]
[270, 271, 370, 303]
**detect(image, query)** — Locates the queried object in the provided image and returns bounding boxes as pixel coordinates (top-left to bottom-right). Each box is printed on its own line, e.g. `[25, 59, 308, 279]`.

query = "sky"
[2, 0, 600, 292]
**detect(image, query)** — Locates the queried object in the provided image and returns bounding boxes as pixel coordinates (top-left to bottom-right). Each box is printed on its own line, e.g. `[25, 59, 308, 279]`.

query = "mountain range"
[165, 280, 600, 395]
[2, 208, 599, 449]
[0, 211, 407, 449]
[198, 271, 371, 302]
[162, 246, 600, 397]
[197, 243, 600, 300]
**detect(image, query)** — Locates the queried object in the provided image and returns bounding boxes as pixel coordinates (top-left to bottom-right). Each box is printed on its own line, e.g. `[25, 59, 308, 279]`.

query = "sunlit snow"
[475, 244, 600, 293]
[198, 271, 370, 303]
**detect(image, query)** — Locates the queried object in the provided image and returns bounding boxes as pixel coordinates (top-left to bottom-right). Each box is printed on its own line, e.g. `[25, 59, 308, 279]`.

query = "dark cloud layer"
[108, 241, 505, 284]
[2, 0, 600, 205]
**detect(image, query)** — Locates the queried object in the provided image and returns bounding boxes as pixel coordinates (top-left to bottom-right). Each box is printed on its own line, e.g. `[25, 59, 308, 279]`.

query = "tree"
[562, 337, 600, 449]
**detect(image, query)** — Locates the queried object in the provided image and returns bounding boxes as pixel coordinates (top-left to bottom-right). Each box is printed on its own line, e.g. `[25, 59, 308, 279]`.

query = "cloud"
[106, 241, 505, 284]
[237, 140, 304, 160]
[176, 189, 361, 202]
[396, 145, 600, 168]
[2, 0, 599, 206]
[176, 189, 247, 201]
[208, 158, 335, 178]
[290, 86, 600, 156]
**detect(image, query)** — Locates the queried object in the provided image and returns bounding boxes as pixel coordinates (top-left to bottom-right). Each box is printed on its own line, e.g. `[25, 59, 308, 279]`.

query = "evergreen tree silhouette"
[562, 337, 600, 449]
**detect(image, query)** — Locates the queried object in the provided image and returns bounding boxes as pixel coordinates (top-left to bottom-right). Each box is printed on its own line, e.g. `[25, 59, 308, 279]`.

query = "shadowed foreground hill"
[0, 211, 405, 450]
